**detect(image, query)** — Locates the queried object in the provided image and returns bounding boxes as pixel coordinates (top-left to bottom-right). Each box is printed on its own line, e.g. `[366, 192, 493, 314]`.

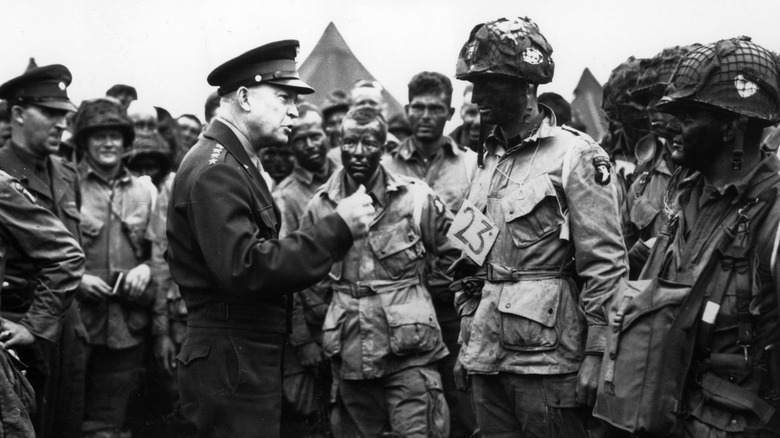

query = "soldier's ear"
[11, 105, 25, 124]
[721, 117, 744, 143]
[236, 87, 252, 112]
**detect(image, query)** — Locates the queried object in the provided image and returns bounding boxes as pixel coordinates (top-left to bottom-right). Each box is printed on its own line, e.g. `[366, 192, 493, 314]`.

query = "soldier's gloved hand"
[453, 356, 470, 391]
[336, 184, 375, 239]
[298, 342, 324, 367]
[576, 354, 602, 407]
[0, 319, 35, 348]
[155, 334, 177, 375]
[79, 274, 112, 302]
[124, 263, 151, 299]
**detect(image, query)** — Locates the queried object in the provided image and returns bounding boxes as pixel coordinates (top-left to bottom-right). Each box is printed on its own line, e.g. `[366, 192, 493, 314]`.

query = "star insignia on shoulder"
[208, 145, 225, 165]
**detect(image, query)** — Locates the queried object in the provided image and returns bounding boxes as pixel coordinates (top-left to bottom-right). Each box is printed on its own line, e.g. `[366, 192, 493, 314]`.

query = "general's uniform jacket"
[0, 170, 85, 341]
[301, 167, 457, 380]
[166, 119, 353, 334]
[78, 162, 154, 349]
[457, 108, 628, 375]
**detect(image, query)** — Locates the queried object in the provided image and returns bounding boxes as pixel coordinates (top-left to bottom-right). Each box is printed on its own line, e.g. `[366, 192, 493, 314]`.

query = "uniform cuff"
[585, 324, 608, 354]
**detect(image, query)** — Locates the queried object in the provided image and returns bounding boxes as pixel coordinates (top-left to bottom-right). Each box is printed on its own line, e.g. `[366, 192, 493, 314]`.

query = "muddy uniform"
[303, 167, 456, 438]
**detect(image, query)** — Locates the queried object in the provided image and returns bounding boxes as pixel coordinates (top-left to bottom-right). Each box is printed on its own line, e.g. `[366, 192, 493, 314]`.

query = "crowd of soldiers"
[0, 14, 779, 438]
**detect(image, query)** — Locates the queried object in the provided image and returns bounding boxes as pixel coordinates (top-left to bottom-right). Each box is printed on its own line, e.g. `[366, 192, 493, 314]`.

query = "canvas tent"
[299, 22, 404, 117]
[570, 68, 608, 141]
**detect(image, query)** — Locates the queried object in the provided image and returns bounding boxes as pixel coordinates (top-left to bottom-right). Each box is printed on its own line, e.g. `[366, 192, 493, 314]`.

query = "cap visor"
[266, 78, 315, 95]
[36, 100, 78, 112]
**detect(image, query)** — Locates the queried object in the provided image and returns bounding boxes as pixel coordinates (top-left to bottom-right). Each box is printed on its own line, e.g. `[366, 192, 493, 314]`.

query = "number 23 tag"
[447, 198, 499, 266]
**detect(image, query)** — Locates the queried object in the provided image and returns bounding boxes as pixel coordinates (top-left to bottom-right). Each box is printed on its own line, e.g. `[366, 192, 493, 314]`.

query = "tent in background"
[570, 68, 608, 142]
[299, 22, 404, 117]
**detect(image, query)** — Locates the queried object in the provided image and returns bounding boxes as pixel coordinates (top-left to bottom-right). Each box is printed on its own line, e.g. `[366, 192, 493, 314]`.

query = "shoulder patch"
[208, 145, 225, 165]
[12, 181, 36, 203]
[433, 196, 446, 216]
[593, 156, 612, 186]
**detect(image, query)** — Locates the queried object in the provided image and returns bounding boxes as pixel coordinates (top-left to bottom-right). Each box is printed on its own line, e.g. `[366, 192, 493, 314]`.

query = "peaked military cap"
[208, 40, 314, 96]
[0, 64, 77, 112]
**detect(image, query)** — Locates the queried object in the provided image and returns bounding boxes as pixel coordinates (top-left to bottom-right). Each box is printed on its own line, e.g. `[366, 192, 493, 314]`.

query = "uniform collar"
[291, 157, 336, 186]
[323, 165, 408, 206]
[484, 104, 557, 155]
[394, 135, 461, 161]
[215, 116, 265, 172]
[9, 140, 47, 171]
[678, 152, 780, 204]
[79, 159, 132, 186]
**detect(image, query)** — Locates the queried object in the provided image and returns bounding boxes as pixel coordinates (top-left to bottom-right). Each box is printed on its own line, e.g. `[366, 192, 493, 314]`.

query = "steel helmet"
[657, 37, 780, 125]
[455, 17, 554, 84]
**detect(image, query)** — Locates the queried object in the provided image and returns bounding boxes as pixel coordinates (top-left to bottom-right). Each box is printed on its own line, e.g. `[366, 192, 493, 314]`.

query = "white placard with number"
[447, 198, 499, 266]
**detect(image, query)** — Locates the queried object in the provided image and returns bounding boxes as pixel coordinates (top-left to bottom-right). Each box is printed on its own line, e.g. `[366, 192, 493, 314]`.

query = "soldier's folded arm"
[566, 142, 628, 354]
[0, 181, 85, 342]
[189, 163, 353, 294]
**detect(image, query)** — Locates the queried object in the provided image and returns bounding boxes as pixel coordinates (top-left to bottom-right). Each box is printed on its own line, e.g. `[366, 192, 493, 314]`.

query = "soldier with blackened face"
[451, 17, 627, 437]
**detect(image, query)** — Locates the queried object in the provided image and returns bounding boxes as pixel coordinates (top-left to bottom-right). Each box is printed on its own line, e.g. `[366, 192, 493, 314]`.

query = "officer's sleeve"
[565, 141, 628, 354]
[0, 181, 85, 342]
[189, 164, 353, 295]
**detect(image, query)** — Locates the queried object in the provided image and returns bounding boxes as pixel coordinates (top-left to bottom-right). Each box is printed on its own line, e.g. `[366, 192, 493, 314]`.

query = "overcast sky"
[4, 0, 779, 127]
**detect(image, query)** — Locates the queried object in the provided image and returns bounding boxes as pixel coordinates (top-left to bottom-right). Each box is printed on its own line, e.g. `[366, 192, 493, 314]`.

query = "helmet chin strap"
[731, 116, 748, 171]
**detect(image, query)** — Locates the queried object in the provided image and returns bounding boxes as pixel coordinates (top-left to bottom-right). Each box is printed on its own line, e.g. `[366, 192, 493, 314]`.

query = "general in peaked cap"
[208, 40, 314, 96]
[0, 64, 77, 112]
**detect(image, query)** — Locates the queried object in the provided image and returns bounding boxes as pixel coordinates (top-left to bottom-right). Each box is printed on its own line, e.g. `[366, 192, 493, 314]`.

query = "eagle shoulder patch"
[592, 157, 612, 186]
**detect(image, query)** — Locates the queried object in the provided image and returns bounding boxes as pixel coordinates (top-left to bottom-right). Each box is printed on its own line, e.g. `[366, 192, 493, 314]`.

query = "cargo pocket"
[369, 220, 425, 280]
[498, 280, 561, 352]
[501, 174, 564, 248]
[322, 303, 347, 358]
[629, 194, 661, 231]
[384, 301, 438, 355]
[79, 213, 104, 249]
[420, 368, 449, 438]
[176, 341, 238, 401]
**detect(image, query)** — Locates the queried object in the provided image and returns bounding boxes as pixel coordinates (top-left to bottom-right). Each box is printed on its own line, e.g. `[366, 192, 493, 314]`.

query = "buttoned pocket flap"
[384, 302, 437, 328]
[176, 344, 210, 366]
[502, 174, 556, 223]
[368, 221, 420, 260]
[79, 213, 104, 237]
[629, 195, 661, 230]
[498, 280, 560, 328]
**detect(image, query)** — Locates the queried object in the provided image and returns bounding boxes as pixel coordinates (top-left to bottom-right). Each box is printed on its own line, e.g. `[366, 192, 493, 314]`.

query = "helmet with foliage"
[455, 17, 554, 84]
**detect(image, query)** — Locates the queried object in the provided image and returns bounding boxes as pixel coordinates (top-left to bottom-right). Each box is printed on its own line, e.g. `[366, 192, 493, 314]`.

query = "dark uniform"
[166, 41, 355, 438]
[0, 64, 87, 438]
[0, 169, 85, 437]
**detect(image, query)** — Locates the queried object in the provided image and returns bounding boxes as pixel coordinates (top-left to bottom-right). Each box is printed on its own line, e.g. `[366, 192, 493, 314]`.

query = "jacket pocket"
[257, 206, 278, 234]
[322, 302, 347, 357]
[498, 279, 561, 352]
[384, 301, 439, 355]
[629, 194, 661, 231]
[368, 220, 425, 280]
[79, 212, 104, 249]
[501, 174, 564, 248]
[177, 340, 239, 400]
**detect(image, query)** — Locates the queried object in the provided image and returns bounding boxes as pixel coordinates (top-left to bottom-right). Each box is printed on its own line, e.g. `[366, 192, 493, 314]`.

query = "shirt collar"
[9, 141, 47, 171]
[291, 158, 336, 186]
[679, 152, 780, 204]
[395, 135, 460, 161]
[484, 104, 557, 155]
[324, 165, 408, 206]
[79, 159, 132, 186]
[215, 115, 265, 172]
